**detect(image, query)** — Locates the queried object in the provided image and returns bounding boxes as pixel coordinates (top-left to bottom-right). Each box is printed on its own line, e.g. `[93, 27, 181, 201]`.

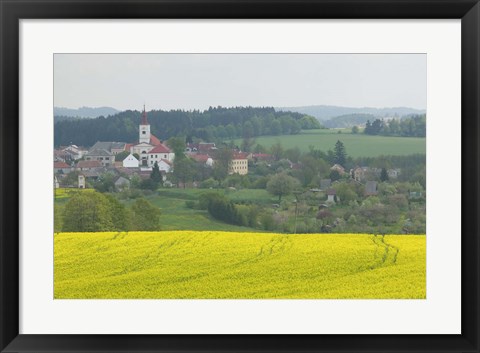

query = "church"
[130, 106, 175, 168]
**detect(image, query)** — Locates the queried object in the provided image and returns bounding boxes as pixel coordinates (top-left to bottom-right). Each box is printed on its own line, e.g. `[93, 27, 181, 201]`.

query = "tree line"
[364, 114, 426, 137]
[54, 106, 322, 147]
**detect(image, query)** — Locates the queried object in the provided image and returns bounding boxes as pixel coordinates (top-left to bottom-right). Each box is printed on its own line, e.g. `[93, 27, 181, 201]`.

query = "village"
[54, 106, 405, 200]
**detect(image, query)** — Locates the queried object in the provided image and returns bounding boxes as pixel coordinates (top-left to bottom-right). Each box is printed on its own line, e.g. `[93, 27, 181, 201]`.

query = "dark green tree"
[333, 140, 347, 166]
[380, 168, 389, 182]
[150, 161, 162, 184]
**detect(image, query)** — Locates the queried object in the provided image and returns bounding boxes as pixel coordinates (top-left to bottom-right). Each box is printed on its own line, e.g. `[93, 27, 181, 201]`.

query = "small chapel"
[130, 106, 175, 167]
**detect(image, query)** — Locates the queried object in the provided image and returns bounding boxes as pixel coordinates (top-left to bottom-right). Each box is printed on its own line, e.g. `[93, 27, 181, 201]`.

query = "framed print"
[1, 0, 479, 352]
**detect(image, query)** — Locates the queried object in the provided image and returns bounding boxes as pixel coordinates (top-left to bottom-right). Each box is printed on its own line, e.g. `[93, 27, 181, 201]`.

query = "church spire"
[141, 104, 149, 125]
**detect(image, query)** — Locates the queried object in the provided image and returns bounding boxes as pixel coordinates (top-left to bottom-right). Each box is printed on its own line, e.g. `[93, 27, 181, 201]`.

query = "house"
[330, 164, 345, 175]
[122, 153, 139, 168]
[84, 149, 114, 167]
[114, 176, 130, 190]
[156, 159, 173, 173]
[63, 144, 88, 159]
[387, 168, 401, 179]
[188, 153, 214, 167]
[229, 152, 249, 175]
[365, 181, 378, 196]
[249, 153, 274, 163]
[146, 143, 175, 167]
[82, 169, 103, 181]
[351, 166, 371, 182]
[54, 161, 71, 174]
[326, 189, 336, 203]
[198, 142, 216, 153]
[186, 142, 216, 153]
[76, 160, 102, 171]
[89, 141, 127, 156]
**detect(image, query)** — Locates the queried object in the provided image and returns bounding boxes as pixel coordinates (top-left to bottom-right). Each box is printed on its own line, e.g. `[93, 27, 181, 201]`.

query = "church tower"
[139, 105, 151, 144]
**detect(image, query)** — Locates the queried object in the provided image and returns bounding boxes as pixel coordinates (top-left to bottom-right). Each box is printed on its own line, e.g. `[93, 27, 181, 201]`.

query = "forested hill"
[54, 106, 120, 119]
[54, 106, 322, 147]
[277, 105, 426, 121]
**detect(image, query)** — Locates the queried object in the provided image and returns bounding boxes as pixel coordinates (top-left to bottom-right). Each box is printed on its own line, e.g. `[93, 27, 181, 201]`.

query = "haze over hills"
[276, 105, 426, 121]
[54, 106, 121, 119]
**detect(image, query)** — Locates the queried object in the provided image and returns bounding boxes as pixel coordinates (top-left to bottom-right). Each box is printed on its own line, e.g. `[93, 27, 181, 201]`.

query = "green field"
[56, 188, 282, 232]
[139, 189, 274, 232]
[234, 129, 426, 157]
[54, 231, 426, 299]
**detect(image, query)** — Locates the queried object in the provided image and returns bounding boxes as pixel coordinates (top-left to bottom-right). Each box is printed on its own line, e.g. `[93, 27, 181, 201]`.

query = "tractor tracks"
[369, 234, 399, 270]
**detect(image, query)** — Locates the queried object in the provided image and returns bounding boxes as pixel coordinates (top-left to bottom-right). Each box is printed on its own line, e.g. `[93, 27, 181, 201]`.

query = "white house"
[156, 159, 173, 173]
[122, 153, 139, 168]
[326, 189, 336, 203]
[147, 144, 175, 167]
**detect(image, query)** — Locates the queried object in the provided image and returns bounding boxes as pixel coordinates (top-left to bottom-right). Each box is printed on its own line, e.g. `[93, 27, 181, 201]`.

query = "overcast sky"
[54, 54, 426, 111]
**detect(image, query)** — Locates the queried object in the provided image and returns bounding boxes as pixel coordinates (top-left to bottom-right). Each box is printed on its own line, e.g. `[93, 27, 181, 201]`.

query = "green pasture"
[234, 129, 426, 157]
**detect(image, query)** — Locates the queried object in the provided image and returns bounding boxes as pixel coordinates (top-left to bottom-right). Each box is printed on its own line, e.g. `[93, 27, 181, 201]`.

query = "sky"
[54, 54, 426, 111]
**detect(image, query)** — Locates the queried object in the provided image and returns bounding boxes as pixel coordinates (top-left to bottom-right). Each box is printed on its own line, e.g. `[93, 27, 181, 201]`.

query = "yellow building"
[228, 152, 249, 175]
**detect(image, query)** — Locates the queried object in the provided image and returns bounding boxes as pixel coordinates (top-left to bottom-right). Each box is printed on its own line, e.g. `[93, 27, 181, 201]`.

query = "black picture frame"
[1, 0, 479, 352]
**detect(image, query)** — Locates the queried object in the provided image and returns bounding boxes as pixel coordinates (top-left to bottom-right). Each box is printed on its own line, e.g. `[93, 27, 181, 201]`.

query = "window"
[142, 131, 146, 135]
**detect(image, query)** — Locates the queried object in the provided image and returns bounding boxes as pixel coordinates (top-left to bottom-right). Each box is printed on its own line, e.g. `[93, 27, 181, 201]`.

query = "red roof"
[232, 152, 249, 159]
[253, 153, 273, 160]
[54, 161, 70, 168]
[76, 160, 102, 168]
[148, 143, 171, 154]
[190, 154, 210, 162]
[125, 143, 134, 152]
[150, 135, 162, 146]
[326, 189, 336, 195]
[198, 143, 216, 152]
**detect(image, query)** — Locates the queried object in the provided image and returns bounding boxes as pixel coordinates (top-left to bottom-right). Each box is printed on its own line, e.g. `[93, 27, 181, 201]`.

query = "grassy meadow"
[54, 231, 426, 299]
[234, 129, 426, 157]
[56, 188, 281, 232]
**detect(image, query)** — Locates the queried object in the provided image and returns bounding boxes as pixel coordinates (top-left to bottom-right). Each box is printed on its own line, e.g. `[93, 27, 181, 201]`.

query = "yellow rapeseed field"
[54, 231, 426, 299]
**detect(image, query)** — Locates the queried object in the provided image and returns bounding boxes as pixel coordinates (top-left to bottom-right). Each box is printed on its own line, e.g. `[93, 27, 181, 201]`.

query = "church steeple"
[141, 104, 149, 125]
[139, 104, 151, 144]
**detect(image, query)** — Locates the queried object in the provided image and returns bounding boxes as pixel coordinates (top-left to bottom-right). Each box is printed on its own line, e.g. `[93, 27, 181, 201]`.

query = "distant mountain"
[54, 106, 120, 119]
[276, 105, 426, 121]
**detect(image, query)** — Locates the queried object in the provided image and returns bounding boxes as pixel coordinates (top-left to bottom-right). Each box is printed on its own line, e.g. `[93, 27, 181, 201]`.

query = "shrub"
[185, 200, 196, 209]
